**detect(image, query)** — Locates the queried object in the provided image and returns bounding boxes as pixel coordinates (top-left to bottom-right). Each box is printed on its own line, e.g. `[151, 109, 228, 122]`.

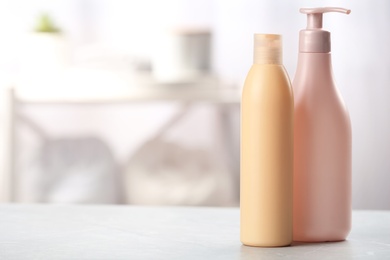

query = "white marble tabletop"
[0, 205, 389, 259]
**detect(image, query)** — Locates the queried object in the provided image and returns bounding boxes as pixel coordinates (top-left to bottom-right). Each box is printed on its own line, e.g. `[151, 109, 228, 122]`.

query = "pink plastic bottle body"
[293, 53, 352, 242]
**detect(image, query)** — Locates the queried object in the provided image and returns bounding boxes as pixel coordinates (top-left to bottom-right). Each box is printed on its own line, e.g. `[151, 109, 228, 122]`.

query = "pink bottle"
[293, 7, 352, 242]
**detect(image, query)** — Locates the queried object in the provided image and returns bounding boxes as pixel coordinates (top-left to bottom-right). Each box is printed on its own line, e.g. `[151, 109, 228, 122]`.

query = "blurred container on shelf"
[17, 13, 70, 97]
[151, 28, 211, 83]
[20, 13, 70, 74]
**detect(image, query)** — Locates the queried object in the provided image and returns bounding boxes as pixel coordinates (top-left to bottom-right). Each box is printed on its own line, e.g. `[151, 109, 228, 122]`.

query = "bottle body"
[240, 63, 293, 247]
[293, 53, 352, 242]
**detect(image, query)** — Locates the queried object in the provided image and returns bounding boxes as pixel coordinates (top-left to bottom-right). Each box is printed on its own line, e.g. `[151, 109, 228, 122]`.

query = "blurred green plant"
[34, 13, 60, 33]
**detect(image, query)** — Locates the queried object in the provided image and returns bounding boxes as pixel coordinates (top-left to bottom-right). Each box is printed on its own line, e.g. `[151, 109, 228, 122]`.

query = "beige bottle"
[240, 34, 293, 247]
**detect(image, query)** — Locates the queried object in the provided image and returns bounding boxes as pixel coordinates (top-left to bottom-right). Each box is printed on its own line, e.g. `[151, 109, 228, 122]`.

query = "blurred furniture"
[1, 75, 240, 203]
[0, 205, 389, 259]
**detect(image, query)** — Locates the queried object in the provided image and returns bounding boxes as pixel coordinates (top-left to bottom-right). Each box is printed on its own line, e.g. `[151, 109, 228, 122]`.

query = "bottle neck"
[254, 49, 282, 65]
[296, 52, 333, 78]
[294, 52, 335, 95]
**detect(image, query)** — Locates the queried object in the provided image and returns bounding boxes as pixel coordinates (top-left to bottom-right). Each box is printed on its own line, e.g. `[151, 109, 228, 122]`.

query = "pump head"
[299, 7, 350, 53]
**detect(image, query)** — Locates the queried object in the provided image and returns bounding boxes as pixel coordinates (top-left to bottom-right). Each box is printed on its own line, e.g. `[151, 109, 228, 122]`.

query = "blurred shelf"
[14, 88, 241, 104]
[14, 72, 241, 104]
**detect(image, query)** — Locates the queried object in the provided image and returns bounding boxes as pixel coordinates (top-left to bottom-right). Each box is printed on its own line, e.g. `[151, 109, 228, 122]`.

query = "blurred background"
[0, 0, 389, 209]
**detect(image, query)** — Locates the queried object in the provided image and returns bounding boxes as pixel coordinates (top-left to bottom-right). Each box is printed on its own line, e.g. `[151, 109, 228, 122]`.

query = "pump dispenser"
[299, 8, 350, 53]
[293, 7, 352, 242]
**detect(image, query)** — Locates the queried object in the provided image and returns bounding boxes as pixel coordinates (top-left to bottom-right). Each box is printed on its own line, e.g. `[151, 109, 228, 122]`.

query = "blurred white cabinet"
[2, 76, 240, 204]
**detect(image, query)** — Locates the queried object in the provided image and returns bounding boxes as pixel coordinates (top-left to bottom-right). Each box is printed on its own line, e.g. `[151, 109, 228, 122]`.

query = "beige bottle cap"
[299, 7, 351, 53]
[254, 34, 282, 64]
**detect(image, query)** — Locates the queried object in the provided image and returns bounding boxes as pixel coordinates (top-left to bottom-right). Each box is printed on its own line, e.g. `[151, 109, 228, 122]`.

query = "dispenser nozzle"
[300, 7, 351, 29]
[298, 7, 351, 53]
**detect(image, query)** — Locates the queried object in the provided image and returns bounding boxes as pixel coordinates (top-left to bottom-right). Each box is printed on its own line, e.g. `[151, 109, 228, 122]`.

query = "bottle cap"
[254, 34, 282, 64]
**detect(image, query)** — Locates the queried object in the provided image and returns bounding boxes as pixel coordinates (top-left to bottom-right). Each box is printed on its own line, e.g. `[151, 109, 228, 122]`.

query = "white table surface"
[0, 205, 389, 260]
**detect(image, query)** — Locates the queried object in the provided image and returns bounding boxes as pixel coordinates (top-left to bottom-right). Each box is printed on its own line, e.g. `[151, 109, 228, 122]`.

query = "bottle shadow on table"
[240, 241, 353, 259]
